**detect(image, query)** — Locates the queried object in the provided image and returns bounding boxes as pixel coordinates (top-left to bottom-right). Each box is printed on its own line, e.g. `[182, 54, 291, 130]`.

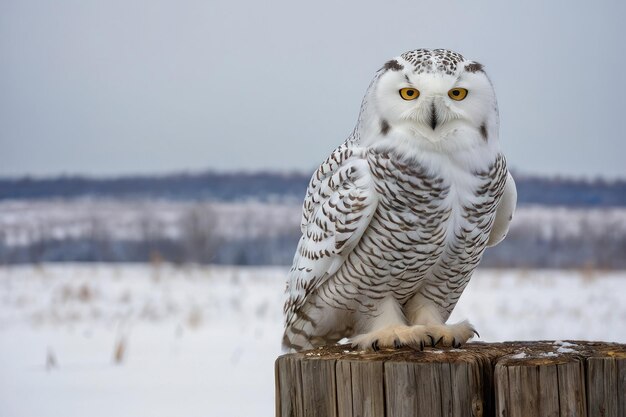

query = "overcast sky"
[1, 0, 624, 178]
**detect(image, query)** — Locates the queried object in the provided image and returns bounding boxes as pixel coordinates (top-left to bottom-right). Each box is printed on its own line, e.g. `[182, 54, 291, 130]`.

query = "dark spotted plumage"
[401, 48, 465, 75]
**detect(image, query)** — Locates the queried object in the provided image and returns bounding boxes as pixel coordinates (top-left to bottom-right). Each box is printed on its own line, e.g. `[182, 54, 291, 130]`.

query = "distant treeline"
[3, 224, 624, 269]
[0, 172, 307, 202]
[1, 171, 625, 207]
[1, 200, 625, 269]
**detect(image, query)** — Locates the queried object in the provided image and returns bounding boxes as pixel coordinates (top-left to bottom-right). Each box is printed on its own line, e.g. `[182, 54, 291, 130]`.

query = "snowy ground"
[0, 264, 625, 417]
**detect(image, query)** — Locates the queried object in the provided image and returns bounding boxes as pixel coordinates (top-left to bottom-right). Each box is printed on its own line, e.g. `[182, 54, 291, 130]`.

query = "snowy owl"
[283, 49, 517, 352]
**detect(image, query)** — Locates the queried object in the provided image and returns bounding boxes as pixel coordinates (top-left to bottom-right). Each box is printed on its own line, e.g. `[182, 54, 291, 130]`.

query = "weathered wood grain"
[495, 355, 587, 417]
[335, 360, 353, 417]
[384, 359, 486, 417]
[587, 354, 626, 417]
[334, 356, 386, 417]
[276, 355, 304, 417]
[275, 341, 626, 417]
[300, 357, 337, 417]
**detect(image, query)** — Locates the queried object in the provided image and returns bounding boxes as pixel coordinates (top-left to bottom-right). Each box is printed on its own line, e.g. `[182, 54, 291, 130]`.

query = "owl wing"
[487, 171, 517, 247]
[284, 143, 378, 324]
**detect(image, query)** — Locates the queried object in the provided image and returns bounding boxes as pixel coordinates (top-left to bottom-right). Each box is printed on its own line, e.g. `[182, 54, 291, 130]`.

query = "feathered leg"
[350, 296, 409, 350]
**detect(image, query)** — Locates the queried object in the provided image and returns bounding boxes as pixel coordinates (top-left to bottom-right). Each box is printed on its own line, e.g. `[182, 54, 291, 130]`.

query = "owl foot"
[419, 321, 478, 349]
[350, 325, 414, 351]
[351, 320, 477, 351]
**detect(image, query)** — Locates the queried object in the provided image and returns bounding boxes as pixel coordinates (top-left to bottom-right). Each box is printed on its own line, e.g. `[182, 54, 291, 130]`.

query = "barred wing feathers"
[284, 143, 378, 327]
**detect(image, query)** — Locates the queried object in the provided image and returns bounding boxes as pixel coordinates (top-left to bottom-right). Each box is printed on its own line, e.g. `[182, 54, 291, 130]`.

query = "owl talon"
[473, 329, 480, 338]
[427, 334, 435, 347]
[451, 338, 456, 348]
[393, 339, 403, 349]
[371, 340, 380, 351]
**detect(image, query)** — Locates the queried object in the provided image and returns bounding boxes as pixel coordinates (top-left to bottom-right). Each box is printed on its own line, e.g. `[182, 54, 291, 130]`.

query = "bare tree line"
[0, 202, 625, 268]
[0, 203, 223, 264]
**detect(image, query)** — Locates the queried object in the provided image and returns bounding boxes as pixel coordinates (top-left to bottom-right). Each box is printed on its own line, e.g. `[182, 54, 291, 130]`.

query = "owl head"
[355, 49, 499, 153]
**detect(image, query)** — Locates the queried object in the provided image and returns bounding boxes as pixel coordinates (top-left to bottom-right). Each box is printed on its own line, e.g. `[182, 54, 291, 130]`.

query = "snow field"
[0, 264, 625, 417]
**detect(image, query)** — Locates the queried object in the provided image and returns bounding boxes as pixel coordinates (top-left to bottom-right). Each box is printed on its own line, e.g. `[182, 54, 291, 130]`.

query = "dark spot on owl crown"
[465, 62, 484, 73]
[383, 60, 404, 71]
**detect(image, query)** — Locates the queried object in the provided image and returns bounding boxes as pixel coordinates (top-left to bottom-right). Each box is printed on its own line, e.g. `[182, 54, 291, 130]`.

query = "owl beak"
[429, 101, 438, 130]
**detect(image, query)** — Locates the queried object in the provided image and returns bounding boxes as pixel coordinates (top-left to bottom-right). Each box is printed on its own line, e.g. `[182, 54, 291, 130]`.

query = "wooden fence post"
[275, 341, 626, 417]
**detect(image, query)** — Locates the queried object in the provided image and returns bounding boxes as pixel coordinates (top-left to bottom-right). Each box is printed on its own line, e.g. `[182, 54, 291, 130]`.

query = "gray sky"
[1, 0, 624, 178]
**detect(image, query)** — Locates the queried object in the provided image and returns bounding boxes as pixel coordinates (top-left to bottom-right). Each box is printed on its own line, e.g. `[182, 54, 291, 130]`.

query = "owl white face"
[363, 49, 498, 152]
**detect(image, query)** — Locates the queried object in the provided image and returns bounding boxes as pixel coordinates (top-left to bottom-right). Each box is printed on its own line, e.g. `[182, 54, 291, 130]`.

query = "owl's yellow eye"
[448, 88, 468, 101]
[399, 88, 420, 100]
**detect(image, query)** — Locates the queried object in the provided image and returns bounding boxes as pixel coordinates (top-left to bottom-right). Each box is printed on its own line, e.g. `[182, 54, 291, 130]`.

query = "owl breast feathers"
[283, 49, 517, 352]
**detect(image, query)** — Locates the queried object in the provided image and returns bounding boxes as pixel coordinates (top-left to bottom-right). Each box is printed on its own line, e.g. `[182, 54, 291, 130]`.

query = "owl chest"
[363, 153, 502, 289]
[369, 173, 459, 258]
